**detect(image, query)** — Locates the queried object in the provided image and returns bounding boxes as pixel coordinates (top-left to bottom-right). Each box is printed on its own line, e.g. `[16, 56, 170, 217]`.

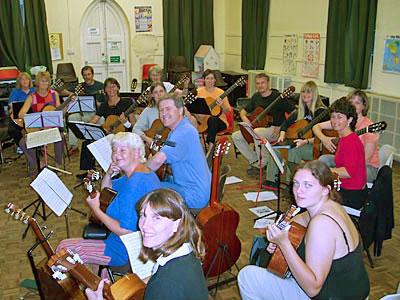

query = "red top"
[357, 117, 379, 169]
[31, 90, 56, 112]
[335, 132, 366, 190]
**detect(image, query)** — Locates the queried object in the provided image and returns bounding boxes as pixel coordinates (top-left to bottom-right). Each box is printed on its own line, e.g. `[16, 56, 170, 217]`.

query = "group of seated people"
[6, 65, 379, 299]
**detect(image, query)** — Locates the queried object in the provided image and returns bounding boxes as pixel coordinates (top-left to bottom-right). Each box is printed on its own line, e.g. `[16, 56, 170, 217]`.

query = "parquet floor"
[0, 136, 398, 300]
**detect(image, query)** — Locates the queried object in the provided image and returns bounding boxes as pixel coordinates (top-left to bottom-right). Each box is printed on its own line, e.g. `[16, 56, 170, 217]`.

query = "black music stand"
[65, 95, 96, 116]
[185, 97, 210, 115]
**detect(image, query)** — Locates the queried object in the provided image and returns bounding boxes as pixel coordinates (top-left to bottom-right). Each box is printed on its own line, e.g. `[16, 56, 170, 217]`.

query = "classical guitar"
[267, 205, 306, 278]
[197, 76, 246, 133]
[84, 170, 117, 226]
[102, 89, 152, 134]
[4, 203, 86, 300]
[49, 248, 146, 300]
[312, 121, 387, 159]
[239, 86, 296, 143]
[196, 136, 242, 277]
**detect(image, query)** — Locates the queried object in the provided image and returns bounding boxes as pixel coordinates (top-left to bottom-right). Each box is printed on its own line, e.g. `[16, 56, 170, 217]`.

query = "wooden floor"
[0, 137, 398, 300]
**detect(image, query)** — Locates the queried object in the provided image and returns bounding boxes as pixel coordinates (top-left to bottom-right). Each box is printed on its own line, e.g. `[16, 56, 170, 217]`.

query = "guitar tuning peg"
[5, 207, 10, 214]
[23, 218, 28, 225]
[66, 256, 76, 264]
[14, 212, 20, 219]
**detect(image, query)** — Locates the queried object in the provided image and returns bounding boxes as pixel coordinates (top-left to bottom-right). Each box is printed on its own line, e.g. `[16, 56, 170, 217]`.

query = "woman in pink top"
[313, 90, 379, 183]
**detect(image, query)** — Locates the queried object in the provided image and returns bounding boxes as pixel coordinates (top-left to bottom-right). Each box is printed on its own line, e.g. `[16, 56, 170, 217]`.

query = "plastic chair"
[142, 64, 158, 80]
[379, 144, 395, 169]
[56, 63, 77, 83]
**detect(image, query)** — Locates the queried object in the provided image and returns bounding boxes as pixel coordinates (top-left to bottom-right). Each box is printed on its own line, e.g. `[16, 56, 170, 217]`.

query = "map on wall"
[382, 35, 400, 74]
[302, 33, 320, 78]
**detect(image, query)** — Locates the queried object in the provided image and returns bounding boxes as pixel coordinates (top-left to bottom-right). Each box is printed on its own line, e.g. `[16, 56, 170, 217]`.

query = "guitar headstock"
[4, 203, 31, 225]
[276, 205, 300, 231]
[234, 76, 247, 88]
[137, 90, 151, 106]
[184, 90, 197, 105]
[51, 79, 64, 90]
[131, 78, 138, 92]
[333, 172, 341, 191]
[280, 86, 296, 99]
[84, 170, 102, 194]
[48, 248, 83, 281]
[367, 121, 387, 134]
[176, 73, 190, 87]
[73, 84, 85, 96]
[214, 136, 231, 158]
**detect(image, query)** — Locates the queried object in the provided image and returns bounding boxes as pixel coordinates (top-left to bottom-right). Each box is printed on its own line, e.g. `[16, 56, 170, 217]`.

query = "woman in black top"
[238, 160, 369, 300]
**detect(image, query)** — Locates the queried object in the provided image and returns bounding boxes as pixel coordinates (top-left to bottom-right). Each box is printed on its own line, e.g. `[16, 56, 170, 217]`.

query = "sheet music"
[87, 134, 113, 172]
[66, 96, 96, 113]
[264, 141, 285, 174]
[225, 176, 243, 185]
[249, 206, 275, 217]
[254, 217, 275, 229]
[26, 128, 62, 149]
[30, 168, 72, 216]
[244, 191, 278, 202]
[238, 122, 261, 140]
[120, 231, 155, 280]
[24, 110, 64, 128]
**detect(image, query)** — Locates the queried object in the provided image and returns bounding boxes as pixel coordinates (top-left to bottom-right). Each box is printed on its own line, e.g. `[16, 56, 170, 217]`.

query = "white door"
[81, 0, 129, 90]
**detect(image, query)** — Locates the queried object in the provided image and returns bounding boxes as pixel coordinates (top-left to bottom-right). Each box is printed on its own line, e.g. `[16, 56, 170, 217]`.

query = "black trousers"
[206, 116, 227, 143]
[339, 187, 368, 209]
[7, 119, 24, 145]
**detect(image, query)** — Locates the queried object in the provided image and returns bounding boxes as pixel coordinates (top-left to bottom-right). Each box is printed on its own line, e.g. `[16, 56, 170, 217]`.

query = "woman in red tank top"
[18, 71, 64, 177]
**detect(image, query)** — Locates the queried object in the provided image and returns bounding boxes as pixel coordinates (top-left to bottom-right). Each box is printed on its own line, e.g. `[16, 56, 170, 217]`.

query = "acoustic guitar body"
[102, 115, 128, 134]
[196, 96, 224, 134]
[267, 222, 306, 278]
[312, 129, 338, 159]
[89, 188, 117, 225]
[110, 273, 146, 300]
[239, 106, 274, 144]
[196, 203, 241, 277]
[144, 119, 170, 157]
[36, 257, 86, 300]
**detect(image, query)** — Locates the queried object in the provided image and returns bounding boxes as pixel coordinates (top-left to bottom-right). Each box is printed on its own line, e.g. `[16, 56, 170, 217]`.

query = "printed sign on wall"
[135, 6, 152, 32]
[302, 33, 320, 78]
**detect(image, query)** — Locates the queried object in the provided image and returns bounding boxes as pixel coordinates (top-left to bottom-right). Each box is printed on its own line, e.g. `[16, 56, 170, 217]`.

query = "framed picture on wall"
[49, 33, 63, 61]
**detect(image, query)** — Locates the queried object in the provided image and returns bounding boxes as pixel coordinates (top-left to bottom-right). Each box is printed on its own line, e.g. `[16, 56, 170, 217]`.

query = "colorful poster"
[302, 33, 320, 78]
[282, 34, 298, 75]
[49, 33, 63, 61]
[135, 6, 152, 32]
[382, 35, 400, 74]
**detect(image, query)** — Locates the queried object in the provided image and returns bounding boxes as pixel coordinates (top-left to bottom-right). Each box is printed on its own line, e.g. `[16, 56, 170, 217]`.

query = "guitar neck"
[254, 93, 282, 123]
[209, 83, 238, 110]
[169, 74, 188, 94]
[29, 218, 55, 258]
[296, 108, 330, 138]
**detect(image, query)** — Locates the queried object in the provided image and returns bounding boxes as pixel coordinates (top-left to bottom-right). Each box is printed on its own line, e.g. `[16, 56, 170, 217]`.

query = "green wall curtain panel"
[324, 0, 377, 89]
[241, 0, 270, 70]
[162, 0, 214, 71]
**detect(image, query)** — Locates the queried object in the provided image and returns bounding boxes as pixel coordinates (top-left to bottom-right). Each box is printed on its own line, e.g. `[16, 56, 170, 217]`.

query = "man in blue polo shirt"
[146, 94, 211, 211]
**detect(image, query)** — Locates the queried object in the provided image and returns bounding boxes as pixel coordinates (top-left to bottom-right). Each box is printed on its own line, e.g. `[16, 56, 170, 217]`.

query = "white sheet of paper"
[244, 191, 278, 202]
[264, 141, 285, 174]
[24, 110, 64, 128]
[67, 96, 96, 113]
[343, 205, 361, 217]
[249, 206, 275, 217]
[254, 217, 275, 229]
[26, 127, 62, 149]
[120, 231, 155, 280]
[225, 176, 243, 185]
[87, 134, 113, 172]
[30, 168, 72, 216]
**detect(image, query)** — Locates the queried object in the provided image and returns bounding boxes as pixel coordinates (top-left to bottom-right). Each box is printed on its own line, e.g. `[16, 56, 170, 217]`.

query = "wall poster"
[49, 33, 63, 61]
[135, 6, 152, 32]
[282, 34, 298, 75]
[382, 35, 400, 74]
[302, 33, 320, 78]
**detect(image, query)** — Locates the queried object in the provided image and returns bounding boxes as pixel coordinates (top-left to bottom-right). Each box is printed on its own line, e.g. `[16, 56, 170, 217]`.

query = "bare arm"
[239, 108, 251, 124]
[101, 162, 121, 190]
[18, 95, 33, 118]
[312, 121, 336, 153]
[90, 114, 101, 124]
[60, 88, 73, 96]
[330, 167, 350, 178]
[146, 151, 167, 171]
[364, 140, 377, 163]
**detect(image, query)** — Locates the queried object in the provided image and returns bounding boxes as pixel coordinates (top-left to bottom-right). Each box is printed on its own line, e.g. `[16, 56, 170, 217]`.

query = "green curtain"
[0, 0, 52, 73]
[241, 0, 270, 70]
[162, 0, 214, 70]
[0, 0, 25, 69]
[324, 0, 377, 89]
[24, 0, 53, 74]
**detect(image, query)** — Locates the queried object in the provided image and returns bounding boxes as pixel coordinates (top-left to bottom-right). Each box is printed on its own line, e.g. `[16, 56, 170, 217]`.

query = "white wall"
[219, 0, 400, 100]
[44, 0, 164, 83]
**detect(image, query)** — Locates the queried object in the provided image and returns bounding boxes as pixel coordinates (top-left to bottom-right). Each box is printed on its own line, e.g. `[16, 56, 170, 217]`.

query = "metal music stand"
[65, 95, 96, 116]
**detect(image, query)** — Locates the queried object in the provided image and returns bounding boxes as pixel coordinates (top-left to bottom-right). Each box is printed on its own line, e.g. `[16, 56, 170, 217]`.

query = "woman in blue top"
[57, 132, 161, 275]
[7, 72, 35, 154]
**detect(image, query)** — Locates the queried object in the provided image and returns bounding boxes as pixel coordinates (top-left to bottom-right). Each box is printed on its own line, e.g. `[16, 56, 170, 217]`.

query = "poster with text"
[302, 33, 320, 78]
[135, 6, 152, 32]
[282, 34, 297, 75]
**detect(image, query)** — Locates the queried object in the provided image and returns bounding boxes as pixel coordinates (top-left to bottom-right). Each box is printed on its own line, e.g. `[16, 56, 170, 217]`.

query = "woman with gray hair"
[148, 65, 188, 95]
[57, 132, 161, 275]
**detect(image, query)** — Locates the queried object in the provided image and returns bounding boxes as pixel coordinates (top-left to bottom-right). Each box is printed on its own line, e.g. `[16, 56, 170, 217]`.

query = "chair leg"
[352, 217, 374, 268]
